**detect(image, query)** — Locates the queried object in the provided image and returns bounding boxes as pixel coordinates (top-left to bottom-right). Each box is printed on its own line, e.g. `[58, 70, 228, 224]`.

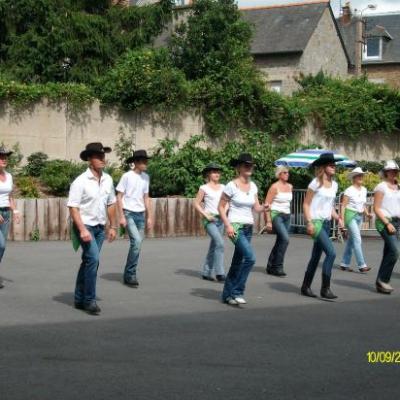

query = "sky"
[237, 0, 400, 16]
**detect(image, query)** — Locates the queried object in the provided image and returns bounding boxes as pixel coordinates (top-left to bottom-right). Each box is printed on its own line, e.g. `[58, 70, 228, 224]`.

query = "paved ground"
[0, 235, 399, 400]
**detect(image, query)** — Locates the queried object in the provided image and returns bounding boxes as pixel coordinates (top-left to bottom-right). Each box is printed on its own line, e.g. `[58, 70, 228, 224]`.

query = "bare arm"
[9, 190, 20, 224]
[303, 189, 315, 236]
[117, 192, 126, 227]
[340, 195, 349, 222]
[264, 185, 277, 226]
[144, 193, 152, 229]
[218, 193, 234, 238]
[107, 203, 117, 242]
[194, 189, 211, 220]
[253, 194, 267, 213]
[374, 191, 395, 233]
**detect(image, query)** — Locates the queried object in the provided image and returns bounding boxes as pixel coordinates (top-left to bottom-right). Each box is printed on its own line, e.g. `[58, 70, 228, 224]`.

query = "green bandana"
[119, 226, 126, 237]
[376, 217, 391, 233]
[202, 214, 219, 229]
[229, 222, 244, 244]
[311, 219, 324, 240]
[70, 225, 80, 252]
[344, 209, 360, 227]
[271, 210, 280, 222]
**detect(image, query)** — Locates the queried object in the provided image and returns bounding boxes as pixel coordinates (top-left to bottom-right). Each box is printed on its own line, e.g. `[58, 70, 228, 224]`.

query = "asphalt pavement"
[0, 235, 399, 400]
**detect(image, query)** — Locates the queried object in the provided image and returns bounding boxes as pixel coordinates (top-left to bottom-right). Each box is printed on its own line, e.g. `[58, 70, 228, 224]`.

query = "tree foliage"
[0, 0, 174, 83]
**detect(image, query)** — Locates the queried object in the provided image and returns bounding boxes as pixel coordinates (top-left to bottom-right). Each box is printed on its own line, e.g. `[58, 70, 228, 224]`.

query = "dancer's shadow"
[333, 278, 376, 293]
[267, 282, 299, 294]
[252, 266, 266, 274]
[101, 273, 122, 283]
[191, 288, 221, 302]
[52, 292, 75, 307]
[53, 292, 103, 307]
[175, 269, 201, 279]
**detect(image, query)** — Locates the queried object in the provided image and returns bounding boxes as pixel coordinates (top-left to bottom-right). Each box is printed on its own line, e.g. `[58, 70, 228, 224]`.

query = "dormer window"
[363, 37, 382, 60]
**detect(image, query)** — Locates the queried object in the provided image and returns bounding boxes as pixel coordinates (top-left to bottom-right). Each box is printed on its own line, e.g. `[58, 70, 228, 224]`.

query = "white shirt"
[308, 178, 338, 220]
[224, 181, 258, 224]
[271, 189, 292, 214]
[344, 185, 367, 213]
[200, 184, 225, 215]
[0, 172, 12, 208]
[374, 182, 400, 218]
[67, 168, 116, 226]
[116, 170, 150, 212]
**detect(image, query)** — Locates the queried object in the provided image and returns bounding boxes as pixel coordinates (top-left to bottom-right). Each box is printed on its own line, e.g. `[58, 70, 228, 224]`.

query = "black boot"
[301, 271, 317, 297]
[320, 274, 338, 299]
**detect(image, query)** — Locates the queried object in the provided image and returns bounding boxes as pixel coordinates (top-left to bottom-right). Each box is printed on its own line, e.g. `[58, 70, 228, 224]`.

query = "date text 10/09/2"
[367, 352, 400, 363]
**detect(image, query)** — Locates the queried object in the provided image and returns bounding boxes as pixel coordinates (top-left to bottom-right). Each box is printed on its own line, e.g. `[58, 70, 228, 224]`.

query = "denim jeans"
[341, 214, 366, 269]
[222, 225, 256, 301]
[377, 218, 400, 283]
[74, 224, 105, 305]
[0, 209, 11, 263]
[124, 210, 145, 280]
[306, 220, 336, 279]
[267, 213, 290, 270]
[202, 218, 225, 277]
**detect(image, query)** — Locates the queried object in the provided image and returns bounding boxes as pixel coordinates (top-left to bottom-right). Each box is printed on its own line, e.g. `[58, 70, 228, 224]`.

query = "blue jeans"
[267, 213, 290, 270]
[124, 210, 145, 280]
[202, 218, 225, 277]
[341, 214, 366, 268]
[0, 209, 11, 263]
[74, 224, 105, 305]
[222, 225, 256, 301]
[306, 220, 336, 279]
[377, 218, 400, 283]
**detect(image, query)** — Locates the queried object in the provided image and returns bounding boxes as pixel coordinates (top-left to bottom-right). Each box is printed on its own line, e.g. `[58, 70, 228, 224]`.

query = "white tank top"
[200, 184, 225, 215]
[271, 190, 292, 214]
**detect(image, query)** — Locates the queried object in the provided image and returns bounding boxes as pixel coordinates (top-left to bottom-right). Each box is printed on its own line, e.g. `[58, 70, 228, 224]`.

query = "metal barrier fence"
[291, 190, 377, 236]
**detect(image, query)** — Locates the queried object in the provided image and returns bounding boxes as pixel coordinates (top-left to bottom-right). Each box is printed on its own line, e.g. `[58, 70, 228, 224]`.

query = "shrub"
[147, 131, 310, 198]
[23, 151, 49, 177]
[15, 176, 40, 198]
[96, 48, 189, 111]
[40, 159, 86, 196]
[336, 171, 381, 193]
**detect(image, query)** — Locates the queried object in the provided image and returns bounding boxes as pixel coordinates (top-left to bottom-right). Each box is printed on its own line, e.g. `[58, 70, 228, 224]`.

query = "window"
[268, 81, 283, 94]
[363, 37, 382, 60]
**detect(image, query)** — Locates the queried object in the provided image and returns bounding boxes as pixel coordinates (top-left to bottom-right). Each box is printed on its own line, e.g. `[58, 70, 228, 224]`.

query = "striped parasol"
[274, 149, 356, 168]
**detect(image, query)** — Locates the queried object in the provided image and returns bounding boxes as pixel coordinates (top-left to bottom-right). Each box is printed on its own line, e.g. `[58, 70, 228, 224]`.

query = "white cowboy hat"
[347, 167, 367, 179]
[379, 160, 400, 178]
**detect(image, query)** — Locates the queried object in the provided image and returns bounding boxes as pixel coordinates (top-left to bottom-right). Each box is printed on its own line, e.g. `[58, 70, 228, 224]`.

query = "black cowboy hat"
[202, 162, 223, 176]
[310, 152, 342, 168]
[80, 142, 112, 161]
[126, 150, 151, 164]
[230, 153, 255, 168]
[0, 146, 13, 156]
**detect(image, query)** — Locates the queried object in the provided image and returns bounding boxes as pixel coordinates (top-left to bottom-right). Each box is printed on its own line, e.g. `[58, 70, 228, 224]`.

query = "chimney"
[341, 2, 352, 25]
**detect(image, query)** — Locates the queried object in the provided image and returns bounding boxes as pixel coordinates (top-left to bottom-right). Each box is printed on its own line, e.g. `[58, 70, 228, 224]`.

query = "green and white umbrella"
[275, 149, 356, 168]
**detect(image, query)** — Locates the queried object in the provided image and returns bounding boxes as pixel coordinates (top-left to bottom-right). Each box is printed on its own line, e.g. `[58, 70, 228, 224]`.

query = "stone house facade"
[338, 9, 400, 90]
[242, 1, 350, 95]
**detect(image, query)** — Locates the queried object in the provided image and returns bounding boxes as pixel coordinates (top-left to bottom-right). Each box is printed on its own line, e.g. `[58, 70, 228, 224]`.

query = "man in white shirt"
[116, 150, 152, 287]
[68, 142, 117, 315]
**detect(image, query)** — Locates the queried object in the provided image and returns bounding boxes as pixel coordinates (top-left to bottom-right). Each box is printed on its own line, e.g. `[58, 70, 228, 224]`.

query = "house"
[241, 1, 350, 95]
[338, 4, 400, 89]
[153, 0, 350, 95]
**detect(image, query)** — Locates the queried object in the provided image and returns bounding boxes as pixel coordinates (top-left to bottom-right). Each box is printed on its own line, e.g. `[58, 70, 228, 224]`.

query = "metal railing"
[291, 190, 377, 238]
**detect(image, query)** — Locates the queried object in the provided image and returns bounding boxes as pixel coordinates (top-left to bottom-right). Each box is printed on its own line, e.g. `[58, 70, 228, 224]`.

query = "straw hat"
[347, 167, 367, 180]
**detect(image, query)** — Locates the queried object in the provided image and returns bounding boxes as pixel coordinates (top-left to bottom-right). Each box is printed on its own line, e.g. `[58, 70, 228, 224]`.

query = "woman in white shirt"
[302, 153, 343, 299]
[339, 167, 371, 273]
[0, 146, 21, 289]
[194, 163, 225, 282]
[218, 153, 267, 306]
[264, 166, 293, 277]
[373, 160, 400, 294]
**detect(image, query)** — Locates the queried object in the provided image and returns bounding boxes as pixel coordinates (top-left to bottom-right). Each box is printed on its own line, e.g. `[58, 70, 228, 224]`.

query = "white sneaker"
[234, 297, 247, 304]
[225, 297, 238, 305]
